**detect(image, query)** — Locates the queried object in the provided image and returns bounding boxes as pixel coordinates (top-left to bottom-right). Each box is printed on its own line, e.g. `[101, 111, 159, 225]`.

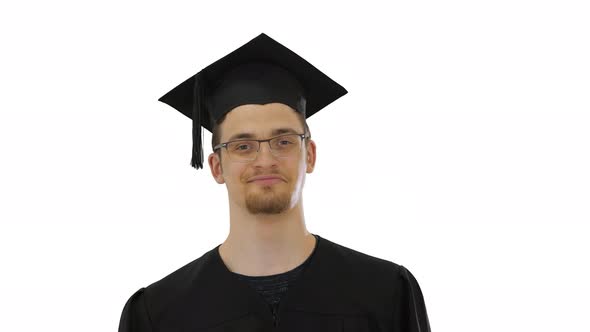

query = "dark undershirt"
[231, 234, 319, 313]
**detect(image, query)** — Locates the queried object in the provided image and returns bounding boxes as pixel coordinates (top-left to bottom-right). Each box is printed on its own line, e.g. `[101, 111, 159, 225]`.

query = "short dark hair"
[211, 110, 311, 158]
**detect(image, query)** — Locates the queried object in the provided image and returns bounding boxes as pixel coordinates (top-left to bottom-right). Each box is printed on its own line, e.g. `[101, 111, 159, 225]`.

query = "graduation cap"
[157, 32, 348, 170]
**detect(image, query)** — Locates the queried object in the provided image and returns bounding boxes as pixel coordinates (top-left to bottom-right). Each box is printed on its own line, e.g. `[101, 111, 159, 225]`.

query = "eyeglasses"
[213, 133, 308, 162]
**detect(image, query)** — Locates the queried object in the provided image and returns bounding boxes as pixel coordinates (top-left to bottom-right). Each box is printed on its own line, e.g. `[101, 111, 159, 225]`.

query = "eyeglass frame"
[213, 132, 310, 162]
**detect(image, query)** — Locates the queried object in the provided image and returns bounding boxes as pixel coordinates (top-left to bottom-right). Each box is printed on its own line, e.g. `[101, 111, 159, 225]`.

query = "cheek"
[296, 153, 308, 170]
[286, 157, 307, 181]
[224, 164, 248, 185]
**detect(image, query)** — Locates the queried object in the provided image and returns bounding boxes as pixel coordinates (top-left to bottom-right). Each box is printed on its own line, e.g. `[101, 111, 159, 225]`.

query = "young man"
[118, 33, 431, 332]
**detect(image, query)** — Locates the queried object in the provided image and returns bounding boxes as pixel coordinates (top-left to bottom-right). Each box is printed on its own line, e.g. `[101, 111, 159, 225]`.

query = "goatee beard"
[245, 186, 291, 214]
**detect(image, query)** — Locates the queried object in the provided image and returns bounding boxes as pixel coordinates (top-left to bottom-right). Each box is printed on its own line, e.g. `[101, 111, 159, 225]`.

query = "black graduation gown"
[118, 234, 431, 332]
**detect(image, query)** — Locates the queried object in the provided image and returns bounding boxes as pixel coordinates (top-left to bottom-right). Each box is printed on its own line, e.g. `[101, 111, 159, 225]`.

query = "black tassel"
[190, 73, 205, 169]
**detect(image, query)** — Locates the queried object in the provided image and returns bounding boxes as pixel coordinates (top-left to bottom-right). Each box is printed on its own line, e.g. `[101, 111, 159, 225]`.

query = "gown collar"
[182, 233, 364, 329]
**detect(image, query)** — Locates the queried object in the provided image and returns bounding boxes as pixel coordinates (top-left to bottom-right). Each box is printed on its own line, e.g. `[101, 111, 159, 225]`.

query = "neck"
[218, 198, 316, 276]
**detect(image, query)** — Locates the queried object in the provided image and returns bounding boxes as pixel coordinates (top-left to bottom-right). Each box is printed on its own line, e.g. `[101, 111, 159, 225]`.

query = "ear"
[208, 152, 225, 184]
[305, 139, 316, 173]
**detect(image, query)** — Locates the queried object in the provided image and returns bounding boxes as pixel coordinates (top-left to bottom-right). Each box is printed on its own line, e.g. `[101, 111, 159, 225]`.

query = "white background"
[1, 1, 589, 331]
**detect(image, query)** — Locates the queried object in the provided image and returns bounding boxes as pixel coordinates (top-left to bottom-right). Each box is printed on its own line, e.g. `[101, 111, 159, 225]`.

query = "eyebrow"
[227, 127, 300, 142]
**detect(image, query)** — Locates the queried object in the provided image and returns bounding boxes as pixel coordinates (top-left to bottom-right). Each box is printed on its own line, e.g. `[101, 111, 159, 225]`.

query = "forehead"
[221, 103, 304, 141]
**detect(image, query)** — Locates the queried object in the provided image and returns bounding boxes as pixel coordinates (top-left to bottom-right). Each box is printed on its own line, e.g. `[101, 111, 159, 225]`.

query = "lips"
[247, 175, 284, 182]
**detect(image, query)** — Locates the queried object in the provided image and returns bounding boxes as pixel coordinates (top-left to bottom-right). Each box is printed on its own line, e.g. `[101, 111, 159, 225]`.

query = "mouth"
[249, 178, 283, 185]
[247, 175, 285, 185]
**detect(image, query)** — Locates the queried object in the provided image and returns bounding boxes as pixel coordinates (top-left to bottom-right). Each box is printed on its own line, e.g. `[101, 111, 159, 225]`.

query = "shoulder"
[133, 246, 217, 317]
[321, 235, 405, 276]
[319, 236, 411, 295]
[319, 236, 428, 301]
[316, 236, 429, 324]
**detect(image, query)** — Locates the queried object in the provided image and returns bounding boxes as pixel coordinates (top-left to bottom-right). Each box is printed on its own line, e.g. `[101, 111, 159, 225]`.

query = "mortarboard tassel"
[190, 72, 205, 169]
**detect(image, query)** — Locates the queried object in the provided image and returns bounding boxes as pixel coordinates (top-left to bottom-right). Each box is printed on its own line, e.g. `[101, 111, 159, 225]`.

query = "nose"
[252, 141, 278, 166]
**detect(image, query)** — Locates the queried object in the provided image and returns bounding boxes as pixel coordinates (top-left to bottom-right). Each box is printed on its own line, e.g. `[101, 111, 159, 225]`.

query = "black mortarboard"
[157, 33, 347, 170]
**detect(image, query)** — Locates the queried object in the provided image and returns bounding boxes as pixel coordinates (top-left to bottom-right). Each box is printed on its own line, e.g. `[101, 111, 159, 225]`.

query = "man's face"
[208, 103, 316, 215]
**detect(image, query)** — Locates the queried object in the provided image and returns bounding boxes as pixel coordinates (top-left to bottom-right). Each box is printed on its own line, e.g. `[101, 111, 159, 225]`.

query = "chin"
[244, 187, 295, 214]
